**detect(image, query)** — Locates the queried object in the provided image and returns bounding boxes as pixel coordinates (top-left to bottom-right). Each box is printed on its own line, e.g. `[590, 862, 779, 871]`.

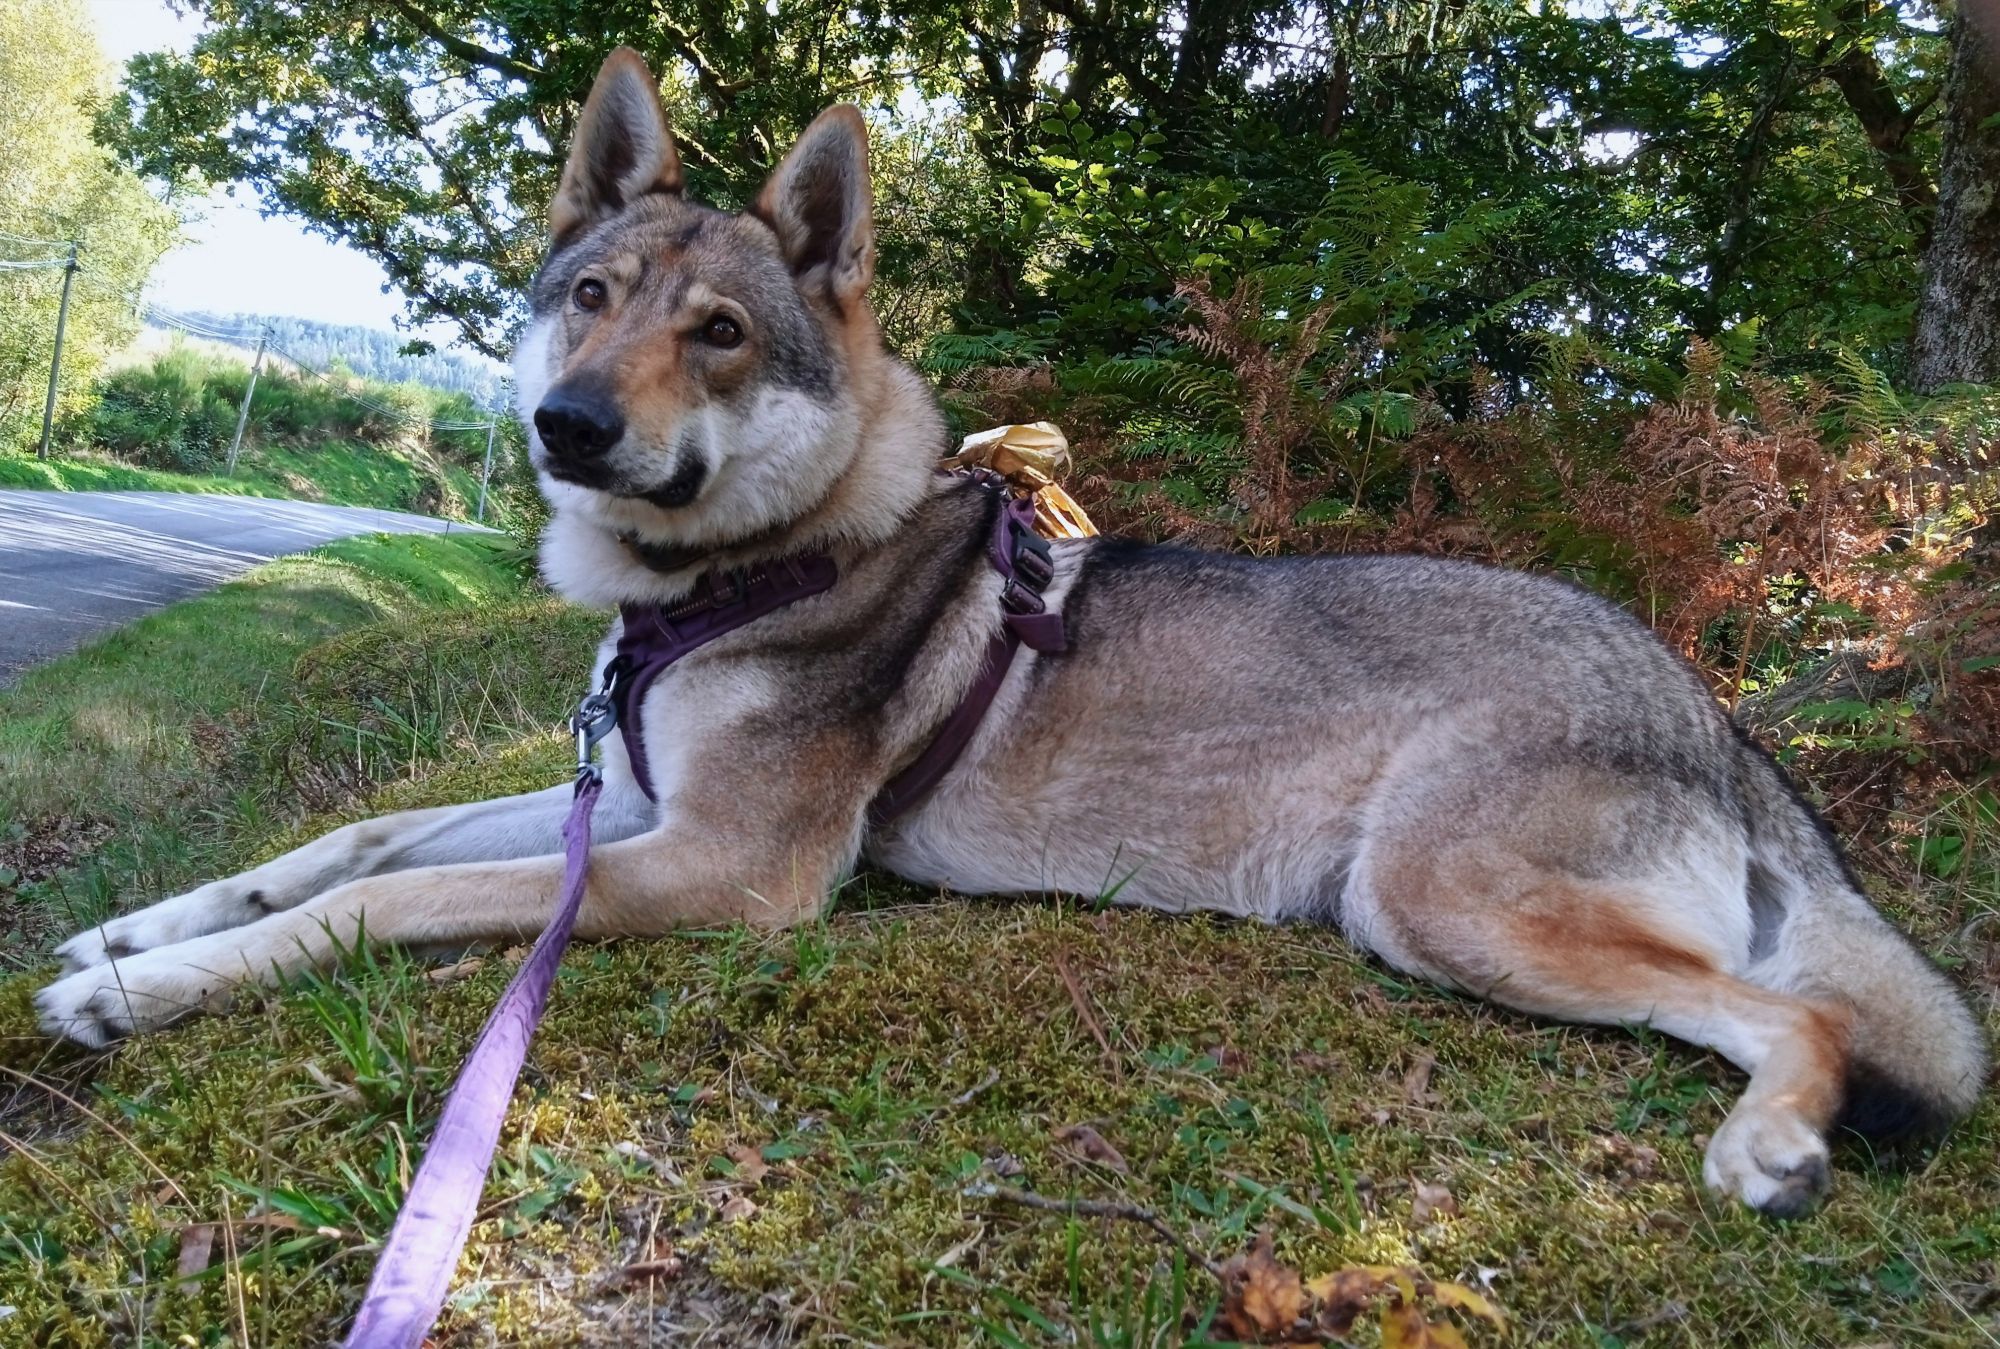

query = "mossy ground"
[0, 550, 1995, 1347]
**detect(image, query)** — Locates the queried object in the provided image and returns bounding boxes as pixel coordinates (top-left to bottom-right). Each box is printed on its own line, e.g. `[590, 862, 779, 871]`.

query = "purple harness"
[613, 470, 1065, 822]
[342, 473, 1064, 1346]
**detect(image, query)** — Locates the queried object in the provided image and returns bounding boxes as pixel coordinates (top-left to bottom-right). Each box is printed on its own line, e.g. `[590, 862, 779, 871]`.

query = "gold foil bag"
[943, 422, 1100, 539]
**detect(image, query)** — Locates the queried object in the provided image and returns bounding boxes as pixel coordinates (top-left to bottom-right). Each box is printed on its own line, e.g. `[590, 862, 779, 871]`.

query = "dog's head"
[516, 49, 889, 583]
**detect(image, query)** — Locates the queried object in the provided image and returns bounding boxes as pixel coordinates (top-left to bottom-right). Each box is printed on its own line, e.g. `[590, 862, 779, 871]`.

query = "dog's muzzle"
[534, 386, 624, 463]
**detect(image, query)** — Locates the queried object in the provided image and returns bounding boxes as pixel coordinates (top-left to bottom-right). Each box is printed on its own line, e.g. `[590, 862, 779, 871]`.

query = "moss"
[2, 889, 1994, 1346]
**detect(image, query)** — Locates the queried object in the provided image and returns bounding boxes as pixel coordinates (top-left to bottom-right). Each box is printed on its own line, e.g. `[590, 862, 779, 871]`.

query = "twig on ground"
[1051, 948, 1119, 1077]
[947, 1068, 1001, 1107]
[976, 1183, 1220, 1279]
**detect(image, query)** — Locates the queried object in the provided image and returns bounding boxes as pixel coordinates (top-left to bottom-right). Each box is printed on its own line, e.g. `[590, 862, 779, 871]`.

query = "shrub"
[85, 347, 237, 472]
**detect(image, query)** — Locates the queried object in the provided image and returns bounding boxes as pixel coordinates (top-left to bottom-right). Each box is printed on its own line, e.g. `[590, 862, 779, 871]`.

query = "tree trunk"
[1910, 12, 2000, 390]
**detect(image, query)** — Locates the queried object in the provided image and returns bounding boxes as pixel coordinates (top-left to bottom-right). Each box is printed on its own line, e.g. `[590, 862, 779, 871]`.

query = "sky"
[84, 0, 469, 349]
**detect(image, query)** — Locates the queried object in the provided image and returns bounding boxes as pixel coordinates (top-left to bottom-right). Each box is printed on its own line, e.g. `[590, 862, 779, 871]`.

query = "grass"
[0, 343, 531, 529]
[0, 451, 267, 499]
[0, 549, 1996, 1346]
[0, 440, 517, 530]
[0, 531, 548, 957]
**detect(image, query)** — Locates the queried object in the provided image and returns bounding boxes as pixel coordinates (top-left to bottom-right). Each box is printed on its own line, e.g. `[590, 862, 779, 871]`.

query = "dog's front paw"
[35, 951, 231, 1048]
[1702, 1102, 1832, 1218]
[55, 883, 272, 973]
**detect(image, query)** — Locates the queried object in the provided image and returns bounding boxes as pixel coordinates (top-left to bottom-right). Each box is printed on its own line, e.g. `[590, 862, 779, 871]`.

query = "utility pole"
[226, 331, 268, 474]
[36, 241, 80, 460]
[475, 419, 497, 523]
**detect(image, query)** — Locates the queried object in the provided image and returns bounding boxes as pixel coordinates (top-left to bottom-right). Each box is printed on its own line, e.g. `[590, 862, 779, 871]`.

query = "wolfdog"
[39, 48, 1985, 1217]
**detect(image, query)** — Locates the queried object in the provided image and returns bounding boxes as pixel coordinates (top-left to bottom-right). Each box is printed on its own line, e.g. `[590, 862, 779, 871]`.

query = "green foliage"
[83, 345, 236, 472]
[98, 0, 1977, 383]
[33, 341, 539, 527]
[0, 0, 176, 453]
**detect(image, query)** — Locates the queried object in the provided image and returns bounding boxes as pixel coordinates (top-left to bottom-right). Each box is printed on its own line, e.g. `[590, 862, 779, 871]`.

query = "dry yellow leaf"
[1431, 1279, 1507, 1326]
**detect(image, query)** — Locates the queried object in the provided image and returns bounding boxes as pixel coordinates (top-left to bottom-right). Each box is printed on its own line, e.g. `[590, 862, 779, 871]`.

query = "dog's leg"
[54, 781, 656, 972]
[36, 824, 840, 1046]
[1351, 842, 1849, 1218]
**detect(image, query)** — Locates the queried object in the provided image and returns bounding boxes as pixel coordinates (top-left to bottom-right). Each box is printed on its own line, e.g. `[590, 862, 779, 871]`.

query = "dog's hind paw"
[1702, 1103, 1833, 1218]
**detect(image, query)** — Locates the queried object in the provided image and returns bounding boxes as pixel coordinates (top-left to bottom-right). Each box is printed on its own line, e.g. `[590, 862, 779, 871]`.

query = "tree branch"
[1823, 27, 1937, 246]
[382, 0, 542, 84]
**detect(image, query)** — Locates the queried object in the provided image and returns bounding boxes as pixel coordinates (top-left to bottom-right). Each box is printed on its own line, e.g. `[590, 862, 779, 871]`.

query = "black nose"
[533, 389, 624, 460]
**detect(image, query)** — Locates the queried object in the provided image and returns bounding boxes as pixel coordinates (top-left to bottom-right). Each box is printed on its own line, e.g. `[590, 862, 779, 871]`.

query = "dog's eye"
[701, 314, 743, 348]
[574, 279, 607, 312]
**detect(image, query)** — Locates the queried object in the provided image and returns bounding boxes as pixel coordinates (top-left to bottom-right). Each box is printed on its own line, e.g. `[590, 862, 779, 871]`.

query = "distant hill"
[145, 309, 510, 407]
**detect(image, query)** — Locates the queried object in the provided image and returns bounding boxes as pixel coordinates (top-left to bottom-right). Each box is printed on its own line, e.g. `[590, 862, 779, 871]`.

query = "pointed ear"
[549, 48, 682, 244]
[750, 105, 874, 304]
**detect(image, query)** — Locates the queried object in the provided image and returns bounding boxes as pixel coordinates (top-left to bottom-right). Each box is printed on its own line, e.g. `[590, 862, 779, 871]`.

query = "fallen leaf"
[618, 1236, 684, 1285]
[717, 1194, 759, 1222]
[1293, 1051, 1343, 1074]
[1305, 1265, 1398, 1335]
[1593, 1135, 1661, 1182]
[620, 1256, 683, 1284]
[1430, 1279, 1507, 1326]
[1053, 1123, 1129, 1173]
[1410, 1180, 1458, 1225]
[425, 956, 485, 984]
[1381, 1299, 1469, 1349]
[726, 1144, 769, 1186]
[176, 1225, 215, 1280]
[1209, 1043, 1248, 1075]
[1217, 1231, 1304, 1340]
[1401, 1053, 1437, 1105]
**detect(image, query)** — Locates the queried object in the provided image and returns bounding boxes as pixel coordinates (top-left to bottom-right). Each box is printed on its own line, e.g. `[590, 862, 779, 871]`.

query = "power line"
[0, 258, 73, 272]
[0, 226, 75, 249]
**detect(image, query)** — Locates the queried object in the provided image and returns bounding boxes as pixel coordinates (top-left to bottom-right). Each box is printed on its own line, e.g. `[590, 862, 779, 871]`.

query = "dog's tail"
[1735, 731, 1987, 1140]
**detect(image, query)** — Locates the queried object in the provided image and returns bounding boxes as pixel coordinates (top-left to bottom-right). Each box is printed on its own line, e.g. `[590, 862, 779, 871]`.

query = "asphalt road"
[0, 490, 483, 686]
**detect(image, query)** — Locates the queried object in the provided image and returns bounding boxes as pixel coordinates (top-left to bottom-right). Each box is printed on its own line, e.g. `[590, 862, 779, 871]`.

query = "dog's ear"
[751, 105, 874, 305]
[549, 48, 683, 245]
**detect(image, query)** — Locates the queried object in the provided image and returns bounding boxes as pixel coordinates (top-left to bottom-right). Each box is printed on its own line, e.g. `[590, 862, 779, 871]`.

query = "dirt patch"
[0, 815, 115, 890]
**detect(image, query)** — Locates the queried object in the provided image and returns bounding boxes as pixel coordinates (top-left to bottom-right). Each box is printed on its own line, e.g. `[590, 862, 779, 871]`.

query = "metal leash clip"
[568, 659, 626, 789]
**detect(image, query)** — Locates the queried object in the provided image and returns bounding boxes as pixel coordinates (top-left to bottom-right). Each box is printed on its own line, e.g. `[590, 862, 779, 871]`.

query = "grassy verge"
[0, 442, 517, 529]
[0, 552, 1995, 1346]
[0, 450, 265, 499]
[1, 342, 533, 527]
[0, 532, 557, 958]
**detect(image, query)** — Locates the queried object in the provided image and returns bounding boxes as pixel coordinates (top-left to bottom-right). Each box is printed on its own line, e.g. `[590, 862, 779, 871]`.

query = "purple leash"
[341, 484, 1062, 1342]
[341, 691, 618, 1348]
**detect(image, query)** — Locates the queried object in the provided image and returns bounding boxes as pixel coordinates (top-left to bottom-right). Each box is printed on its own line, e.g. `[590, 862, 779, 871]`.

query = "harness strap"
[612, 555, 840, 799]
[867, 481, 1065, 827]
[612, 471, 1065, 826]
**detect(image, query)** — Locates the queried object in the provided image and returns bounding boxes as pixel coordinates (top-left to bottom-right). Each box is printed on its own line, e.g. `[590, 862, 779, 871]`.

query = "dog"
[37, 48, 1985, 1218]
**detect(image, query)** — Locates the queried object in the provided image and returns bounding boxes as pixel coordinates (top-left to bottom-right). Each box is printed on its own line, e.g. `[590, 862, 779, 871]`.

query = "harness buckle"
[999, 577, 1046, 615]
